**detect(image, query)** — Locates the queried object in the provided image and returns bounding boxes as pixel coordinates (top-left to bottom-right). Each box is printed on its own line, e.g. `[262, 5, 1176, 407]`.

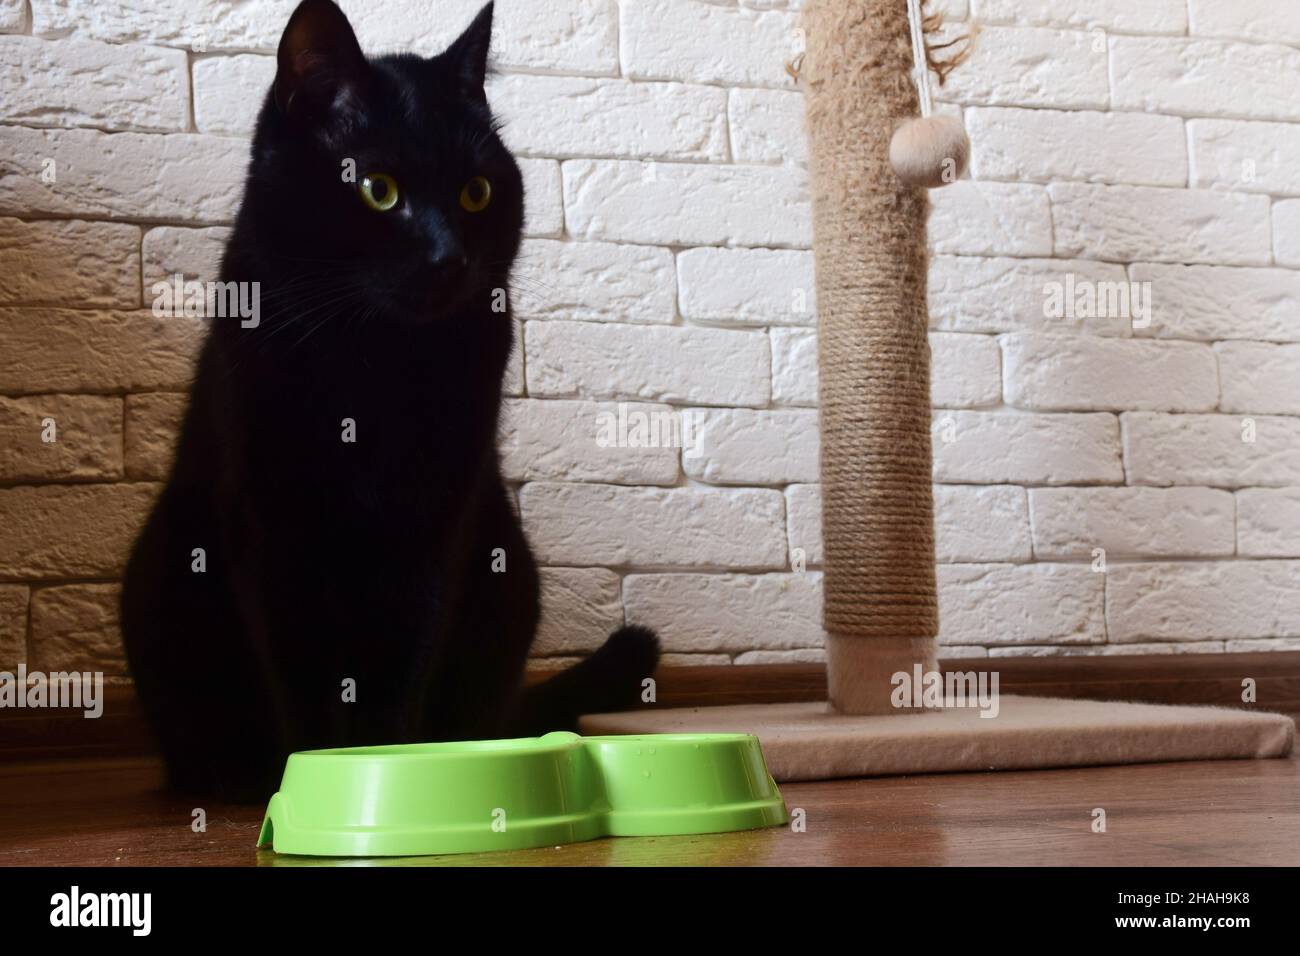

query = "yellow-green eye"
[459, 175, 491, 213]
[360, 172, 399, 212]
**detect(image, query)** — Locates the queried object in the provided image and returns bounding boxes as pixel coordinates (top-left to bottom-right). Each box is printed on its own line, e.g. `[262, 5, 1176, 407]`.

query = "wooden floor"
[1, 754, 1296, 866]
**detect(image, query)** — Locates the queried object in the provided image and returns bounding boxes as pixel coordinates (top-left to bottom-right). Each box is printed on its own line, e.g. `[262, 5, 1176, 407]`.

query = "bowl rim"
[291, 731, 760, 760]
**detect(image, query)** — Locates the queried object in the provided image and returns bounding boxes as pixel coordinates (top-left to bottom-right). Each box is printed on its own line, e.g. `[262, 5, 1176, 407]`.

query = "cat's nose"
[427, 243, 467, 274]
[429, 250, 467, 270]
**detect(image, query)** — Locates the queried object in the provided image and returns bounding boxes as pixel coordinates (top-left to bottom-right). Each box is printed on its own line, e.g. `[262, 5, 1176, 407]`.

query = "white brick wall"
[2, 0, 1298, 672]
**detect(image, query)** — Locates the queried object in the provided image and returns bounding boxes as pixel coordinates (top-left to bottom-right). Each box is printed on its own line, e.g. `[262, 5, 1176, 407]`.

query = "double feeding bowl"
[258, 731, 787, 857]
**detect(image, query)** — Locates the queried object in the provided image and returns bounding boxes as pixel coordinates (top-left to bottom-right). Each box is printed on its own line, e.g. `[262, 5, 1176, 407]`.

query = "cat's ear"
[274, 0, 369, 119]
[443, 2, 493, 100]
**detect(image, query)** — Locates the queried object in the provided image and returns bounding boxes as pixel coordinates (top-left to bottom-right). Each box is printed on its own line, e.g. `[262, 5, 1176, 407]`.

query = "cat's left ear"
[274, 0, 370, 120]
[443, 2, 494, 101]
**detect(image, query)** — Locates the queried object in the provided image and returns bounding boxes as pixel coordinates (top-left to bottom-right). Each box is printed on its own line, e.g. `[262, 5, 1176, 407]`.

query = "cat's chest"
[229, 366, 490, 522]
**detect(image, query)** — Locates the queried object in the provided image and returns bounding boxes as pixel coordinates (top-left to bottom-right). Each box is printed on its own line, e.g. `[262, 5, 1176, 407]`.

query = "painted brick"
[677, 247, 815, 327]
[0, 126, 248, 224]
[682, 408, 819, 485]
[1107, 561, 1300, 642]
[938, 563, 1105, 646]
[533, 567, 624, 655]
[930, 332, 1001, 408]
[1051, 184, 1272, 266]
[771, 327, 817, 406]
[34, 1, 621, 76]
[661, 653, 732, 666]
[31, 0, 284, 48]
[728, 88, 805, 165]
[519, 158, 564, 238]
[929, 256, 1132, 336]
[0, 35, 189, 132]
[142, 226, 231, 289]
[192, 53, 274, 135]
[124, 392, 186, 480]
[499, 398, 681, 485]
[519, 482, 787, 569]
[1110, 37, 1300, 122]
[1225, 639, 1300, 653]
[0, 0, 25, 32]
[1029, 487, 1235, 559]
[1122, 412, 1300, 488]
[972, 0, 1187, 34]
[990, 642, 1227, 658]
[933, 410, 1123, 484]
[1275, 201, 1300, 268]
[503, 318, 524, 398]
[623, 573, 823, 652]
[0, 585, 26, 668]
[29, 584, 125, 675]
[0, 309, 203, 395]
[967, 108, 1186, 187]
[785, 484, 822, 567]
[525, 320, 771, 407]
[1189, 119, 1300, 196]
[735, 649, 826, 665]
[934, 484, 1033, 563]
[513, 238, 675, 324]
[0, 484, 158, 578]
[619, 0, 797, 88]
[1216, 343, 1300, 415]
[0, 218, 141, 308]
[937, 27, 1108, 110]
[934, 645, 991, 660]
[939, 1, 982, 21]
[0, 394, 123, 481]
[1237, 488, 1300, 558]
[1188, 0, 1300, 47]
[1130, 264, 1300, 342]
[563, 160, 810, 247]
[1001, 333, 1218, 412]
[928, 182, 1053, 257]
[489, 75, 728, 161]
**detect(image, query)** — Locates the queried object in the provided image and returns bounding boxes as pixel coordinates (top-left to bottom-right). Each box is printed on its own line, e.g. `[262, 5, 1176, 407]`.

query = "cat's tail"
[510, 625, 660, 736]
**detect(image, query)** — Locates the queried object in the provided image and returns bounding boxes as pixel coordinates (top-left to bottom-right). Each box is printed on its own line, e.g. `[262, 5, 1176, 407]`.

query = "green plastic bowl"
[257, 731, 786, 857]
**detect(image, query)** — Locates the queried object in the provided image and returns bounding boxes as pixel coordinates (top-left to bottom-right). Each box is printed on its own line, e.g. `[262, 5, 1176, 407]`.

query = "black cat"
[120, 0, 658, 802]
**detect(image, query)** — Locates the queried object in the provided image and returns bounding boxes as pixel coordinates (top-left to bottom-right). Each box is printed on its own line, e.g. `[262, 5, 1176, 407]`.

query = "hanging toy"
[889, 0, 973, 188]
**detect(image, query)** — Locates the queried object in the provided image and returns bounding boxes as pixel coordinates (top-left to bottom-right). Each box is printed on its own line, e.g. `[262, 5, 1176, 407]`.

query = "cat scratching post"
[807, 0, 938, 715]
[579, 0, 1294, 779]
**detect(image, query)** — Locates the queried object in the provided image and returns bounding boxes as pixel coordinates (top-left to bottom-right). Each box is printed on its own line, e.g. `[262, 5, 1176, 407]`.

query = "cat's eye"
[360, 172, 400, 212]
[459, 176, 492, 213]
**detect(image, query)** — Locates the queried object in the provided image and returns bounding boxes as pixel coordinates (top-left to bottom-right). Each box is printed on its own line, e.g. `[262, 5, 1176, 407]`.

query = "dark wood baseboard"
[4, 652, 1297, 762]
[622, 651, 1300, 716]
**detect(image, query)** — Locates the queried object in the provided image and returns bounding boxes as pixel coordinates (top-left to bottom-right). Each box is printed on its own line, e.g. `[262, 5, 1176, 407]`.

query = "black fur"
[120, 0, 658, 802]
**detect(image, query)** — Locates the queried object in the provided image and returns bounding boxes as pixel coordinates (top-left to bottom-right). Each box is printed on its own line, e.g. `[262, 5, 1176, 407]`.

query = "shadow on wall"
[0, 213, 230, 679]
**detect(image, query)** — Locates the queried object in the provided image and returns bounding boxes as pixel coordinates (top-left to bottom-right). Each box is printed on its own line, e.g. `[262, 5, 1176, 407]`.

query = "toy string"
[906, 0, 933, 117]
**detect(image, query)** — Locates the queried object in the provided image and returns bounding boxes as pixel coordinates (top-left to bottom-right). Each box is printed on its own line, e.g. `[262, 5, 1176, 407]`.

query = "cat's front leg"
[421, 487, 540, 741]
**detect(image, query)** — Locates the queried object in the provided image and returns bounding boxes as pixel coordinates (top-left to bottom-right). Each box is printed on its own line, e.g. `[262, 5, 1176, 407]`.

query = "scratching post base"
[825, 633, 936, 715]
[579, 697, 1295, 783]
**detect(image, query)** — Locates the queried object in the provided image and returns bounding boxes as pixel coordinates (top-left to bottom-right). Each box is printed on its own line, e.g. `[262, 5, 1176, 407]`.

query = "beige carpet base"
[579, 697, 1296, 783]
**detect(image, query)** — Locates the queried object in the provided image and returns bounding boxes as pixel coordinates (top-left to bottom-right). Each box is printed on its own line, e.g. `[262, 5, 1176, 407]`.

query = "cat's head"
[247, 0, 522, 324]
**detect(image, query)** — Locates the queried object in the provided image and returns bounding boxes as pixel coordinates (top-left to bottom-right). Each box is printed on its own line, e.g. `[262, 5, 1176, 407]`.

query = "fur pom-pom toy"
[889, 0, 975, 188]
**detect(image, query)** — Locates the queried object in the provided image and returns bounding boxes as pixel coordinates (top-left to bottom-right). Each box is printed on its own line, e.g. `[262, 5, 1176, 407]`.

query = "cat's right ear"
[274, 0, 369, 120]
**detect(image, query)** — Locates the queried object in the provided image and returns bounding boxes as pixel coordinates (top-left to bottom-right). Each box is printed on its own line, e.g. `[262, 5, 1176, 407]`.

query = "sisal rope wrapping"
[802, 0, 938, 645]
